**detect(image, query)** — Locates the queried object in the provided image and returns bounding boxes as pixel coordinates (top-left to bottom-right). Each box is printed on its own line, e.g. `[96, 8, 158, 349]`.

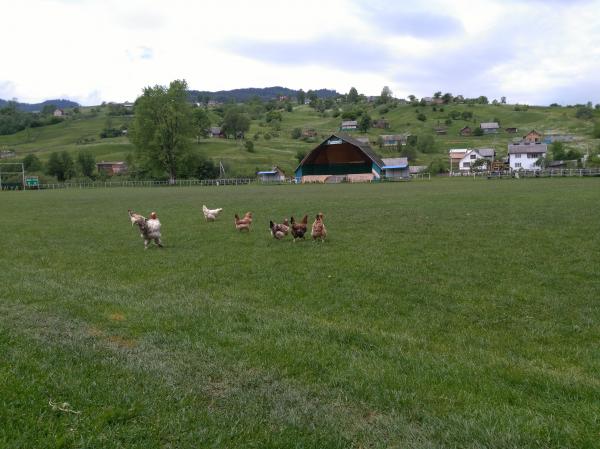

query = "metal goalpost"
[0, 163, 25, 190]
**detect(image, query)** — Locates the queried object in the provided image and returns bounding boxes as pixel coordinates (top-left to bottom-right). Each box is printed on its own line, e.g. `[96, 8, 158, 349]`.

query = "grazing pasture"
[1, 178, 599, 448]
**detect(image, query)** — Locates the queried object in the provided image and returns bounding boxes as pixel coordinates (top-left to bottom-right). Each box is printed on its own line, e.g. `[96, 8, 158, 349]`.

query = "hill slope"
[0, 98, 80, 112]
[0, 102, 598, 180]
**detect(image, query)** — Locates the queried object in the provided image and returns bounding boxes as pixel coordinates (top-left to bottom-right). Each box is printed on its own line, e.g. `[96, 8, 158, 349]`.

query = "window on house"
[463, 162, 471, 168]
[470, 154, 477, 159]
[515, 163, 522, 168]
[527, 153, 540, 158]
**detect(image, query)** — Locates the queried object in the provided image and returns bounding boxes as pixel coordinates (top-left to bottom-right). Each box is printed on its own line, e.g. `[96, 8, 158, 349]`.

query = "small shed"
[97, 161, 128, 175]
[523, 129, 542, 143]
[505, 127, 518, 133]
[459, 126, 472, 136]
[379, 134, 409, 147]
[480, 122, 500, 134]
[209, 126, 224, 138]
[257, 166, 286, 182]
[373, 118, 390, 129]
[381, 157, 409, 179]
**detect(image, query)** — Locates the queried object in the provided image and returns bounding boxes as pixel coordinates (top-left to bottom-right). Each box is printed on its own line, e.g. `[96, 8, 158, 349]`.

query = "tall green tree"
[296, 89, 306, 105]
[192, 107, 210, 139]
[129, 79, 194, 183]
[378, 86, 393, 104]
[23, 153, 42, 171]
[77, 151, 96, 178]
[347, 87, 359, 103]
[221, 107, 250, 139]
[46, 151, 75, 182]
[358, 114, 372, 133]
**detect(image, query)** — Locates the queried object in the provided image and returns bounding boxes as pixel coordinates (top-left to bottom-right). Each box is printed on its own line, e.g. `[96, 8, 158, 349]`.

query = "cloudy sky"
[1, 0, 599, 106]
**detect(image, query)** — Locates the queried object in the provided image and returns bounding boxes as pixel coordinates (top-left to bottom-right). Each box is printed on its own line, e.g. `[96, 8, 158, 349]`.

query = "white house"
[458, 148, 496, 171]
[508, 142, 547, 171]
[340, 120, 358, 131]
[449, 149, 468, 171]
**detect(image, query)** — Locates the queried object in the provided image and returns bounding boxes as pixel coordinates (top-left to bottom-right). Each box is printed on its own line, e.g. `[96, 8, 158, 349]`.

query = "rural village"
[2, 1, 600, 448]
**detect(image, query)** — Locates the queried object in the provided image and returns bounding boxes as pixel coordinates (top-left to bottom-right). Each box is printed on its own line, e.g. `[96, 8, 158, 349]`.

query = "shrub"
[417, 113, 427, 122]
[291, 128, 302, 139]
[244, 140, 255, 153]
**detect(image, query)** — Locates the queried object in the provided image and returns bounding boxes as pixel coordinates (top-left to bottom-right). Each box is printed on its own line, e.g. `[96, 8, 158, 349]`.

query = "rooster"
[311, 212, 327, 242]
[202, 205, 223, 222]
[128, 209, 144, 226]
[269, 218, 289, 240]
[129, 210, 163, 249]
[234, 213, 252, 232]
[290, 215, 308, 241]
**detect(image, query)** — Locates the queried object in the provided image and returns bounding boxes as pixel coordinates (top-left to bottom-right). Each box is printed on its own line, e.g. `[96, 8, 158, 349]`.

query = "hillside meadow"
[1, 177, 599, 448]
[1, 102, 598, 179]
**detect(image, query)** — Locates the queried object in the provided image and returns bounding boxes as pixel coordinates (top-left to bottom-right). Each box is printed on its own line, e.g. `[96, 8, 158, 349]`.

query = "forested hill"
[187, 86, 338, 103]
[0, 98, 80, 112]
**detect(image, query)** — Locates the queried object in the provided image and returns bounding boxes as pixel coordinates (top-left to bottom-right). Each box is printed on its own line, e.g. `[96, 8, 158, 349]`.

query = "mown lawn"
[1, 178, 599, 448]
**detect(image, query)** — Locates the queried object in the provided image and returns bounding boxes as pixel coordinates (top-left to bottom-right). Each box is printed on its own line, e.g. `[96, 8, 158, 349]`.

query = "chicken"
[128, 209, 144, 226]
[234, 213, 252, 232]
[270, 218, 289, 240]
[202, 205, 223, 222]
[130, 211, 163, 249]
[290, 215, 308, 241]
[311, 212, 327, 242]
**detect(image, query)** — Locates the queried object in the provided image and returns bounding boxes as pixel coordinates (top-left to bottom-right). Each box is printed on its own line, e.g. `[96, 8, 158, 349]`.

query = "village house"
[480, 122, 500, 134]
[449, 149, 468, 171]
[508, 142, 548, 171]
[340, 120, 358, 131]
[381, 157, 410, 179]
[543, 133, 575, 144]
[434, 126, 447, 135]
[257, 166, 286, 182]
[458, 148, 496, 172]
[96, 161, 128, 175]
[53, 109, 65, 117]
[459, 126, 472, 137]
[372, 118, 390, 129]
[523, 129, 542, 143]
[379, 134, 409, 147]
[209, 126, 224, 138]
[505, 127, 518, 134]
[0, 150, 16, 159]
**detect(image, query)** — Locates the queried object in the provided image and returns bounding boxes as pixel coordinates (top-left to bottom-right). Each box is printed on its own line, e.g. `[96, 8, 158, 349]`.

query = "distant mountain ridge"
[0, 98, 80, 112]
[187, 86, 339, 103]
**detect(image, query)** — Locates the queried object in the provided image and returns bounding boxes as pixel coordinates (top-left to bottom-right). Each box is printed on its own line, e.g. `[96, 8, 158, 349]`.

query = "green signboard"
[25, 176, 39, 187]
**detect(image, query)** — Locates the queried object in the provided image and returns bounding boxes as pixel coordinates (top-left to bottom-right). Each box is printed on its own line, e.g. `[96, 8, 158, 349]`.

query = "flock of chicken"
[127, 205, 327, 249]
[231, 208, 327, 242]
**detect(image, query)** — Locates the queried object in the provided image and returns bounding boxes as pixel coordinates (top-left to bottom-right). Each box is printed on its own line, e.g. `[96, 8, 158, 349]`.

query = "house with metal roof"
[507, 142, 547, 171]
[480, 122, 500, 134]
[340, 120, 358, 131]
[294, 133, 384, 183]
[458, 148, 496, 171]
[379, 134, 409, 147]
[257, 166, 285, 182]
[381, 157, 409, 179]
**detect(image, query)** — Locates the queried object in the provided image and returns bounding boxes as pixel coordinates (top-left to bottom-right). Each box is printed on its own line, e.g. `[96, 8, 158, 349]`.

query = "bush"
[263, 132, 271, 140]
[593, 122, 600, 138]
[244, 140, 255, 153]
[417, 113, 427, 122]
[473, 127, 484, 136]
[291, 128, 302, 139]
[575, 107, 594, 119]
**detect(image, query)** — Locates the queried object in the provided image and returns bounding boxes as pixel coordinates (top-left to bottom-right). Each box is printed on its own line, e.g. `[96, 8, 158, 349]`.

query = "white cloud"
[0, 0, 599, 105]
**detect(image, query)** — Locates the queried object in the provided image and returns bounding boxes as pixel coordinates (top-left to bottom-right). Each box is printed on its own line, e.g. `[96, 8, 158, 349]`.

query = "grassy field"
[1, 178, 599, 448]
[1, 103, 598, 179]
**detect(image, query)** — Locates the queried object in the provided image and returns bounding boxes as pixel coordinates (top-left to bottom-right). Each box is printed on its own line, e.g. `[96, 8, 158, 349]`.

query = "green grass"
[1, 178, 599, 448]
